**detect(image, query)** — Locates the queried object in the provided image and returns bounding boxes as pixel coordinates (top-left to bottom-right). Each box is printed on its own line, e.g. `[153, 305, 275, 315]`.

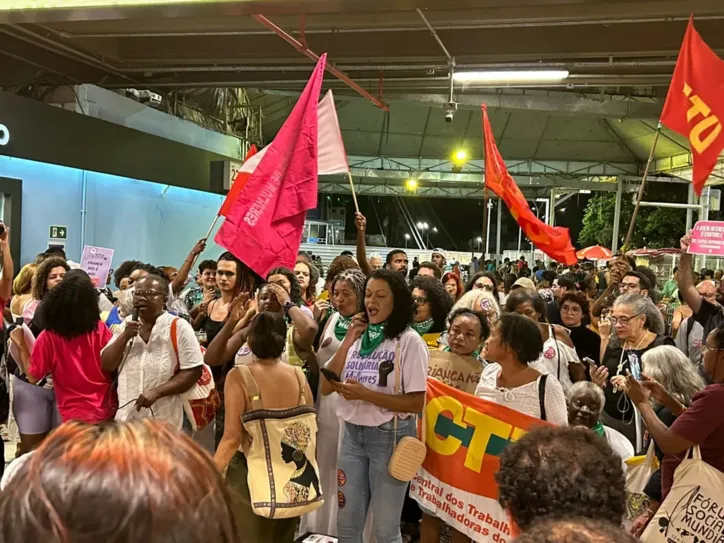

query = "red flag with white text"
[660, 17, 724, 195]
[215, 55, 328, 278]
[482, 105, 577, 265]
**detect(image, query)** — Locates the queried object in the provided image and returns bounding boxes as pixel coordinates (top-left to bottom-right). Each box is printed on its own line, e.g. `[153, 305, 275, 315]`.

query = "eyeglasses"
[609, 314, 641, 325]
[561, 305, 582, 314]
[132, 290, 164, 299]
[412, 296, 429, 305]
[474, 283, 494, 291]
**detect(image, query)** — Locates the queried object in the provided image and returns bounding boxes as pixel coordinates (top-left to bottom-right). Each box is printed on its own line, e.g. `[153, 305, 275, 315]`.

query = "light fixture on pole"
[404, 232, 410, 248]
[453, 70, 570, 84]
[476, 236, 483, 252]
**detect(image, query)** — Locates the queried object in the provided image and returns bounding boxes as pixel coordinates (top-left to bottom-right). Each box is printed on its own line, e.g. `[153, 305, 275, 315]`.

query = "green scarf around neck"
[334, 314, 352, 341]
[359, 322, 387, 357]
[592, 421, 606, 437]
[411, 317, 434, 336]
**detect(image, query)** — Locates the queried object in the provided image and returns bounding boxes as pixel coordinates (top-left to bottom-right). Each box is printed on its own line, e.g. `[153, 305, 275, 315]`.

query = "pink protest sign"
[80, 245, 115, 287]
[689, 221, 724, 256]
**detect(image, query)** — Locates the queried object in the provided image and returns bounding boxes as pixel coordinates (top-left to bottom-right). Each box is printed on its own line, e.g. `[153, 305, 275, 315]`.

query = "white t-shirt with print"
[529, 332, 581, 394]
[105, 312, 203, 429]
[335, 327, 429, 427]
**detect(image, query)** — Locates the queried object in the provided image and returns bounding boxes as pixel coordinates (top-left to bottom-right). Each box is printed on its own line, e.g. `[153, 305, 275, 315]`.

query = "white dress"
[529, 326, 581, 394]
[106, 312, 203, 429]
[475, 363, 568, 426]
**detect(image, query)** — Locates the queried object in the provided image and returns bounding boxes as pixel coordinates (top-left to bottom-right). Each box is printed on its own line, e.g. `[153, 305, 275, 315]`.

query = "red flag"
[661, 18, 724, 195]
[482, 106, 577, 265]
[218, 144, 258, 217]
[215, 55, 326, 278]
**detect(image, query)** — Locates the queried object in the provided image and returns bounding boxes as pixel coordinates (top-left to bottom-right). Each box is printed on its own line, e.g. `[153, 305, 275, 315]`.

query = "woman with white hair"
[451, 289, 501, 327]
[567, 381, 634, 464]
[593, 294, 674, 448]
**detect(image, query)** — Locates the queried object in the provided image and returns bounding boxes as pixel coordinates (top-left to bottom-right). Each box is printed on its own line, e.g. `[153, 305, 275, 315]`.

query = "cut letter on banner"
[660, 17, 724, 196]
[482, 106, 577, 265]
[410, 378, 549, 542]
[215, 57, 349, 278]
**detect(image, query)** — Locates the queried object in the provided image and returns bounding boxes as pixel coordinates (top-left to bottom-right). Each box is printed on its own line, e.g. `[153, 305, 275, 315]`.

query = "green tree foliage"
[579, 190, 687, 249]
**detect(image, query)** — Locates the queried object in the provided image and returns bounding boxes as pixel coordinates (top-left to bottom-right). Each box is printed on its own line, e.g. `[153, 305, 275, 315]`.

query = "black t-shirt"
[568, 325, 601, 365]
[693, 298, 724, 344]
[601, 335, 675, 421]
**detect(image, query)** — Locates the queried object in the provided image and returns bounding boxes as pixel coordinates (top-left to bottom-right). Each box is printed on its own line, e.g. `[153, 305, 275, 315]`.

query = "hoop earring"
[293, 449, 304, 462]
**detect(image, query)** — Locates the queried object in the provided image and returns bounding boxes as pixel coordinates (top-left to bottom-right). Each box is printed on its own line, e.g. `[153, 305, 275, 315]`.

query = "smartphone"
[0, 222, 6, 236]
[582, 357, 597, 370]
[320, 367, 341, 383]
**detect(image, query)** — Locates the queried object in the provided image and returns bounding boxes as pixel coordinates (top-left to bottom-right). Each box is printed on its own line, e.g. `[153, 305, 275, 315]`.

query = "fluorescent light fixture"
[0, 0, 218, 9]
[453, 70, 569, 83]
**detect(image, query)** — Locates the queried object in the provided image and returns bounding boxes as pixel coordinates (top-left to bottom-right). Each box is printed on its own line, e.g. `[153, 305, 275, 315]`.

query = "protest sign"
[80, 245, 114, 287]
[410, 378, 549, 542]
[689, 221, 724, 256]
[427, 351, 483, 395]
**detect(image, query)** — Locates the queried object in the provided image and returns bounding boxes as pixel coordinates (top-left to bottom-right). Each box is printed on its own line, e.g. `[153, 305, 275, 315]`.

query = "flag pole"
[188, 214, 221, 270]
[482, 185, 489, 258]
[622, 122, 662, 252]
[346, 171, 360, 213]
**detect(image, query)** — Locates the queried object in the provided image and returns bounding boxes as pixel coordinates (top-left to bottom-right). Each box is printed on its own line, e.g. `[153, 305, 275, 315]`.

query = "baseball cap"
[511, 277, 536, 291]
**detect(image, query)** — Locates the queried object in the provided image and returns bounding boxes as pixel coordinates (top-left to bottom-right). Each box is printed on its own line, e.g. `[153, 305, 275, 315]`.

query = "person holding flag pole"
[623, 15, 724, 251]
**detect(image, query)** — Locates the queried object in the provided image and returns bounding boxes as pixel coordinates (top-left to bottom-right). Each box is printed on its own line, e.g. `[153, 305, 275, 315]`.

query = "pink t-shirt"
[29, 321, 116, 424]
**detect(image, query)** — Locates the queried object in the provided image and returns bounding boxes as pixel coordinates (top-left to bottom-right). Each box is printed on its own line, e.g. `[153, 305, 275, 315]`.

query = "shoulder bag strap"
[393, 341, 401, 441]
[236, 364, 263, 411]
[538, 374, 548, 422]
[170, 317, 180, 373]
[294, 367, 307, 406]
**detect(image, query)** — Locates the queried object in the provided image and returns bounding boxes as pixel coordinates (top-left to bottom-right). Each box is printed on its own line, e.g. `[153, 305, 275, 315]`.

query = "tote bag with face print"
[641, 446, 724, 543]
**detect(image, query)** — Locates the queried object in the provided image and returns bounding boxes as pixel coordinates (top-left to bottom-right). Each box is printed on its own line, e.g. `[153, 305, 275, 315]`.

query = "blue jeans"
[337, 418, 416, 543]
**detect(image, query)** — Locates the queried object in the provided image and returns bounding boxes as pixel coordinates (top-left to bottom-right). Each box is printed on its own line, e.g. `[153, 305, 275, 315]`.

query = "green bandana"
[411, 318, 434, 336]
[334, 314, 352, 341]
[359, 322, 387, 357]
[443, 345, 481, 359]
[592, 421, 606, 437]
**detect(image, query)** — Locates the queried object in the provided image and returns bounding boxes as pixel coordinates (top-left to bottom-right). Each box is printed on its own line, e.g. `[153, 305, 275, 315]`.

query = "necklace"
[334, 314, 352, 341]
[290, 459, 308, 479]
[359, 322, 387, 357]
[411, 317, 434, 336]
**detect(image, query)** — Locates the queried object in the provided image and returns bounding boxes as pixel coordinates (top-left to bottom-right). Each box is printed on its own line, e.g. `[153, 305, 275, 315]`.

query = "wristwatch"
[283, 301, 296, 316]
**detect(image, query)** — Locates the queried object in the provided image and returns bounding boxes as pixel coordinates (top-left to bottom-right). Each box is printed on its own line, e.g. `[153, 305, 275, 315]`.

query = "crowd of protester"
[0, 214, 722, 543]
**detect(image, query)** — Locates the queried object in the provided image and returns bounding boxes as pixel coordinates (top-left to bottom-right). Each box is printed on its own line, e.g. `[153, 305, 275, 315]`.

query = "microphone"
[132, 308, 139, 322]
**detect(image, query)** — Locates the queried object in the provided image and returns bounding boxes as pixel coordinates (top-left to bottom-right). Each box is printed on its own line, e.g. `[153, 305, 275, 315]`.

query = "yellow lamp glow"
[405, 179, 418, 190]
[453, 150, 468, 163]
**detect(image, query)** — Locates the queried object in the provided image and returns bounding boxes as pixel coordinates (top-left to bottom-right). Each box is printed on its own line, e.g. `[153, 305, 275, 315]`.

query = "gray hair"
[642, 346, 706, 407]
[566, 381, 605, 417]
[368, 253, 382, 261]
[613, 293, 665, 336]
[452, 289, 501, 325]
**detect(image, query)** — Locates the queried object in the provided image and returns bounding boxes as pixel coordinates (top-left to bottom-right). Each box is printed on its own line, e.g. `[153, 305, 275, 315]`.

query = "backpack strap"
[538, 374, 548, 422]
[294, 367, 307, 406]
[237, 364, 263, 411]
[170, 317, 180, 373]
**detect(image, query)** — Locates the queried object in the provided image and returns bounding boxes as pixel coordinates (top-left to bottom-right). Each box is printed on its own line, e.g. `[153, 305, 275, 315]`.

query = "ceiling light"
[453, 149, 468, 163]
[453, 70, 570, 83]
[405, 178, 418, 190]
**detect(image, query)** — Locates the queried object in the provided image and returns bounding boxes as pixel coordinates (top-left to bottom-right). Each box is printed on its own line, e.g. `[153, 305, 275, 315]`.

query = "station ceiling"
[0, 0, 720, 175]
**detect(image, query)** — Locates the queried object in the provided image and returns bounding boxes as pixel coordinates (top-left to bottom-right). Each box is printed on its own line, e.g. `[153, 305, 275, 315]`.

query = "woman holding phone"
[320, 269, 428, 543]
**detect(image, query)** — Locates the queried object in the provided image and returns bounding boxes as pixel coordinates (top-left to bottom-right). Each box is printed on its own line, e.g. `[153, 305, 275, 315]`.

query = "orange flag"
[482, 105, 577, 265]
[660, 17, 724, 195]
[218, 144, 258, 217]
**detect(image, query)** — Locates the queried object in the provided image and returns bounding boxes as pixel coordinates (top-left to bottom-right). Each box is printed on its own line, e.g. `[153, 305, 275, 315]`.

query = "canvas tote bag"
[624, 441, 660, 520]
[237, 364, 324, 519]
[641, 446, 724, 543]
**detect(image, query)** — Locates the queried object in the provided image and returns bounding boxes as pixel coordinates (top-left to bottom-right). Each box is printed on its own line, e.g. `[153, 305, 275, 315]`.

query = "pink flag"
[237, 90, 349, 175]
[215, 55, 327, 278]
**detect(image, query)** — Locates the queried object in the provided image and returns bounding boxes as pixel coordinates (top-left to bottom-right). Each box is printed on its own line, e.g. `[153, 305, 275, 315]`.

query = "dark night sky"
[334, 193, 592, 252]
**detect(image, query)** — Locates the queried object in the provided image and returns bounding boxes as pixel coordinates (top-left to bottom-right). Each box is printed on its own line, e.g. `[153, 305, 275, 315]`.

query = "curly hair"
[325, 255, 359, 283]
[113, 260, 143, 289]
[295, 255, 319, 303]
[32, 257, 70, 301]
[268, 267, 303, 306]
[448, 308, 490, 341]
[496, 426, 626, 531]
[514, 517, 637, 543]
[0, 420, 238, 542]
[42, 270, 100, 339]
[331, 269, 367, 313]
[560, 291, 590, 317]
[366, 269, 413, 341]
[497, 313, 544, 364]
[411, 275, 453, 334]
